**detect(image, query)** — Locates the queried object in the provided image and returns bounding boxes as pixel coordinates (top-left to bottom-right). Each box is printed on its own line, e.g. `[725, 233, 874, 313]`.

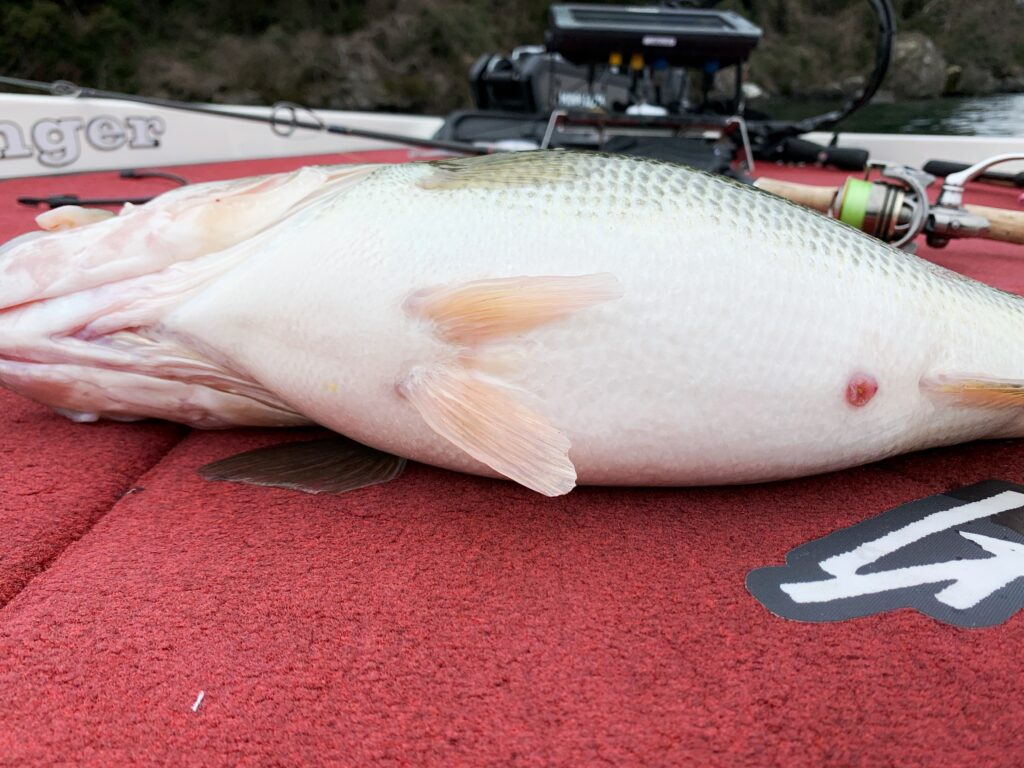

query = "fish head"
[0, 166, 369, 427]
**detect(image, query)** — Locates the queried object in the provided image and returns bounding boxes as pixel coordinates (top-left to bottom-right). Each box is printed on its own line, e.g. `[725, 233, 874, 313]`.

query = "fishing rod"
[754, 154, 1024, 249]
[0, 75, 489, 157]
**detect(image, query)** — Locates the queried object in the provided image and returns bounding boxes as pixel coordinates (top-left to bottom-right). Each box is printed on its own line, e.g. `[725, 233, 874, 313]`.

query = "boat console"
[438, 4, 766, 174]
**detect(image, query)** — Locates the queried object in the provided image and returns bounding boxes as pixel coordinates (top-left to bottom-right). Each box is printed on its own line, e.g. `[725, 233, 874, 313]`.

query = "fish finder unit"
[468, 4, 762, 119]
[544, 4, 762, 69]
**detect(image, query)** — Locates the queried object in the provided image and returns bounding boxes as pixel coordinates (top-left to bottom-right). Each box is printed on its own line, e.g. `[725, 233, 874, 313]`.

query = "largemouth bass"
[2, 151, 1023, 496]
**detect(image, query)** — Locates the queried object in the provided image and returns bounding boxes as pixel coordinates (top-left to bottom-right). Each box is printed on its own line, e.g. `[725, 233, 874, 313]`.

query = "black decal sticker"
[747, 480, 1024, 628]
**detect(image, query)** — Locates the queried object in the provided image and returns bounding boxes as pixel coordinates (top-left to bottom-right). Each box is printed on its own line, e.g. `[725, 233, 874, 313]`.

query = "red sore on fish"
[846, 373, 878, 407]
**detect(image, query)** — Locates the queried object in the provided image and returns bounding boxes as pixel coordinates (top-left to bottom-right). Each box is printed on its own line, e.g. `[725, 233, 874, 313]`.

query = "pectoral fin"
[405, 273, 622, 345]
[923, 375, 1024, 408]
[199, 437, 406, 494]
[399, 366, 575, 497]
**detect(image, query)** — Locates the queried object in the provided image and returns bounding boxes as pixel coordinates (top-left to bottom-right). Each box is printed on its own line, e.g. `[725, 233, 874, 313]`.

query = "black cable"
[750, 0, 896, 150]
[17, 167, 191, 209]
[785, 0, 895, 135]
[119, 169, 189, 186]
[18, 194, 154, 208]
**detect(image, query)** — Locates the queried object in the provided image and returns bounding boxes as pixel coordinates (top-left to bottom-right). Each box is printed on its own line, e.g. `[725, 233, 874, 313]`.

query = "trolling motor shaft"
[755, 155, 1024, 249]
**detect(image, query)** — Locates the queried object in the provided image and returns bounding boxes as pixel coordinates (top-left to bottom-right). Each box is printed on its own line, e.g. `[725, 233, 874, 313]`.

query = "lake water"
[762, 93, 1024, 136]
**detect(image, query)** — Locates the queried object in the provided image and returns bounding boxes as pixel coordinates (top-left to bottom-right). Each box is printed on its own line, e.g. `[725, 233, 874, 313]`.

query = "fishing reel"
[755, 153, 1024, 250]
[829, 163, 931, 249]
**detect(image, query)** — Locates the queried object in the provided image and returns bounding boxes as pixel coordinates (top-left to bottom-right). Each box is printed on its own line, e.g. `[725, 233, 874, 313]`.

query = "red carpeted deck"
[2, 150, 1023, 766]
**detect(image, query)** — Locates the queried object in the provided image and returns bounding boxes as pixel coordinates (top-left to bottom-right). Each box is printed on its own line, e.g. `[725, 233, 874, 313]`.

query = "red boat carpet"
[1, 149, 1024, 766]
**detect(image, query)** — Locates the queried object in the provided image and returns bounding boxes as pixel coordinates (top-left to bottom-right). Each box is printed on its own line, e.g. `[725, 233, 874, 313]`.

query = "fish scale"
[2, 151, 1024, 495]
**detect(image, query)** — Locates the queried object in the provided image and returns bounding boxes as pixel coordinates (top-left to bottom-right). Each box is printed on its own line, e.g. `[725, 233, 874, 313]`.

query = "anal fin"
[923, 374, 1024, 408]
[199, 437, 406, 494]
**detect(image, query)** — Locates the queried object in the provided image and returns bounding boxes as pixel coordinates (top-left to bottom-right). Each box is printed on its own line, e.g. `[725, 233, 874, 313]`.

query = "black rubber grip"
[776, 138, 822, 164]
[771, 138, 868, 171]
[822, 145, 869, 171]
[923, 159, 970, 177]
[923, 159, 1024, 188]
